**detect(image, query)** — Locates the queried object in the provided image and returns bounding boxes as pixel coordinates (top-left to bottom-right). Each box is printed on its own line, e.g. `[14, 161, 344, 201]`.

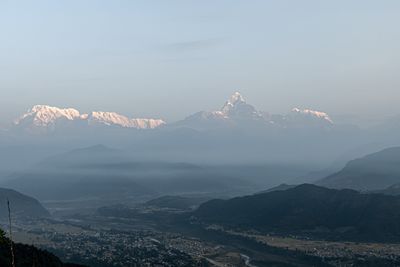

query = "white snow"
[15, 105, 165, 130]
[15, 105, 82, 127]
[291, 108, 333, 123]
[221, 92, 246, 114]
[14, 93, 334, 132]
[88, 111, 165, 129]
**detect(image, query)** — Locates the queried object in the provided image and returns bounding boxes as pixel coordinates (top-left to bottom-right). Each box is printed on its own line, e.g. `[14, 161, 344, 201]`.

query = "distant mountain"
[38, 144, 127, 168]
[0, 187, 49, 218]
[0, 92, 366, 167]
[13, 105, 165, 133]
[175, 92, 333, 131]
[316, 147, 400, 191]
[9, 93, 335, 134]
[86, 111, 164, 129]
[194, 184, 400, 242]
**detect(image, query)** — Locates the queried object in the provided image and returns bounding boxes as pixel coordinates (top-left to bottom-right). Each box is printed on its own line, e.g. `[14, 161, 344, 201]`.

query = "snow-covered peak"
[14, 105, 166, 131]
[15, 105, 82, 127]
[291, 108, 333, 124]
[221, 92, 246, 114]
[179, 92, 264, 128]
[88, 111, 135, 127]
[228, 92, 245, 105]
[88, 111, 166, 129]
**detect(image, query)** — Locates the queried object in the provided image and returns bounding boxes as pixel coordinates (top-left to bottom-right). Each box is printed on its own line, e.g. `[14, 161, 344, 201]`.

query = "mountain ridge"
[0, 187, 50, 218]
[194, 183, 400, 242]
[10, 92, 334, 133]
[174, 92, 333, 130]
[13, 105, 166, 132]
[316, 147, 400, 191]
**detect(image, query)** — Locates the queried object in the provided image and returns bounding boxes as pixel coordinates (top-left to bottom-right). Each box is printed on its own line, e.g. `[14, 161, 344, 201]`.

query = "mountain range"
[4, 92, 400, 172]
[13, 104, 166, 133]
[8, 92, 335, 133]
[174, 92, 334, 131]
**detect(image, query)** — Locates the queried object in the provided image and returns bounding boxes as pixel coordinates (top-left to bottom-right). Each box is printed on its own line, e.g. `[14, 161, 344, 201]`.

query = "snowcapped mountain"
[3, 94, 363, 165]
[15, 105, 84, 127]
[11, 93, 333, 134]
[13, 105, 165, 132]
[290, 108, 333, 124]
[87, 111, 165, 129]
[175, 92, 266, 129]
[175, 92, 333, 130]
[220, 92, 265, 120]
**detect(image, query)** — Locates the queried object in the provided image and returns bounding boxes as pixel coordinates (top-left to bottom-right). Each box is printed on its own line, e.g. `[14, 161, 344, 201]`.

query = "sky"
[1, 0, 400, 125]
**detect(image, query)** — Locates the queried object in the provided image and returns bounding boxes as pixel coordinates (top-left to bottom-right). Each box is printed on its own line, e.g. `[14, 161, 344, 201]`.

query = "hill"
[194, 184, 400, 242]
[0, 188, 49, 218]
[316, 147, 400, 191]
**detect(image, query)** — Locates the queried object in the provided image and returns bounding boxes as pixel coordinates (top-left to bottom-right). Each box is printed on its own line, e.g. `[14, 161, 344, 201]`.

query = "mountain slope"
[316, 147, 400, 191]
[0, 188, 50, 218]
[194, 184, 400, 242]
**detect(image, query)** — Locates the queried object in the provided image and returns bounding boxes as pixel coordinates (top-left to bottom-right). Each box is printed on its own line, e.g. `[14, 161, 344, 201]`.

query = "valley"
[3, 3, 400, 265]
[4, 186, 400, 267]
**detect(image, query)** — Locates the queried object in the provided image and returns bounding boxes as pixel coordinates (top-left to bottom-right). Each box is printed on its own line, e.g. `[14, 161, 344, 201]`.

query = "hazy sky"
[1, 1, 400, 124]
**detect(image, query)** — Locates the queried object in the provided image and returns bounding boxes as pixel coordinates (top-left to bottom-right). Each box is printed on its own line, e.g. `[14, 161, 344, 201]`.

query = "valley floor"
[4, 203, 400, 267]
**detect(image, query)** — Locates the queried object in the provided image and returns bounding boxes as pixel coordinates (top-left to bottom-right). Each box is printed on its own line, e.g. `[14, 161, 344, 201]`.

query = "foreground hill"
[194, 184, 400, 242]
[0, 230, 85, 267]
[0, 188, 49, 219]
[316, 147, 400, 191]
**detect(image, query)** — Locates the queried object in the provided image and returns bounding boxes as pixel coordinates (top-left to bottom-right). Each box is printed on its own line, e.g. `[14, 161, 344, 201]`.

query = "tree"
[0, 227, 7, 244]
